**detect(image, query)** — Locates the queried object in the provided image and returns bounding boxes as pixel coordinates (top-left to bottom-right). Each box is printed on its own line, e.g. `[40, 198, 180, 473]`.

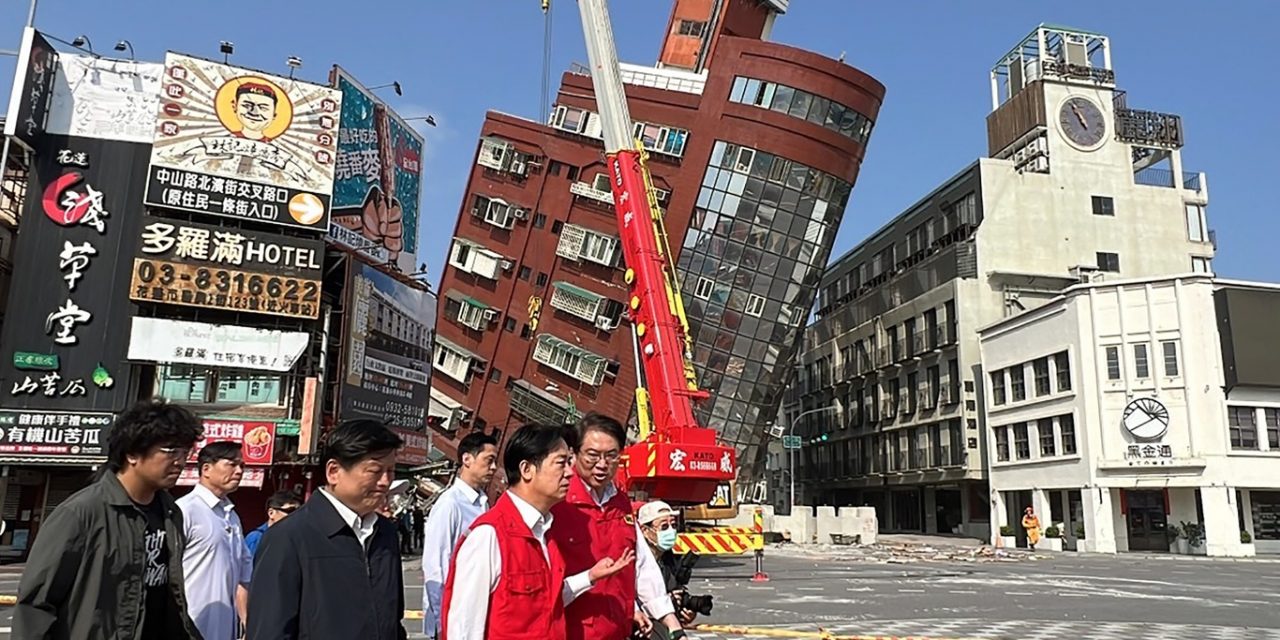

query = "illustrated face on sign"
[235, 84, 278, 139]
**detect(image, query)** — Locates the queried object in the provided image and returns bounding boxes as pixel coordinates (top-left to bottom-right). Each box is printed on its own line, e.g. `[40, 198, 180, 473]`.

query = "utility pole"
[786, 405, 839, 514]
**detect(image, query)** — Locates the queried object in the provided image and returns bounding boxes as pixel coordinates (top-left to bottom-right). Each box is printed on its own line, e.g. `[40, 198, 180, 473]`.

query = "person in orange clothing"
[550, 413, 687, 640]
[1022, 506, 1042, 550]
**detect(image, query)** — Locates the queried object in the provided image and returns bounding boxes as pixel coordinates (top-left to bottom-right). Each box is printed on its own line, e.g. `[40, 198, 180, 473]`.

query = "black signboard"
[0, 410, 111, 456]
[143, 165, 332, 232]
[1115, 109, 1184, 149]
[0, 135, 148, 414]
[3, 28, 57, 151]
[128, 214, 324, 319]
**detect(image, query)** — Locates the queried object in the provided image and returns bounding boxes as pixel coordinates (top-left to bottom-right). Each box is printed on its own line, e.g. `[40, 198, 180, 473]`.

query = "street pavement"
[0, 545, 1278, 639]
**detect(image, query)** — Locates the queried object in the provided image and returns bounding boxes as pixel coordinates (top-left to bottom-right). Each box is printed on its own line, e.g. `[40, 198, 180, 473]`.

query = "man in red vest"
[442, 423, 635, 640]
[551, 413, 687, 640]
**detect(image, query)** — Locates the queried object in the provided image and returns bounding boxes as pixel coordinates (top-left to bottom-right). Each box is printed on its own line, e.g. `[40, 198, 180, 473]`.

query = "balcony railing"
[1134, 167, 1204, 191]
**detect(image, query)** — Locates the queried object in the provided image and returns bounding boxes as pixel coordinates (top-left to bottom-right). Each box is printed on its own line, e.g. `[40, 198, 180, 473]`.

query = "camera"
[674, 588, 714, 616]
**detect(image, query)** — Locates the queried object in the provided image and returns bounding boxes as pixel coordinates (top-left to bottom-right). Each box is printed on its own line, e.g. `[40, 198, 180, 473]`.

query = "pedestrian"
[637, 501, 700, 630]
[421, 431, 498, 638]
[177, 441, 253, 640]
[550, 413, 688, 640]
[411, 507, 425, 553]
[1022, 506, 1042, 550]
[13, 399, 204, 640]
[247, 420, 407, 640]
[442, 423, 635, 640]
[243, 490, 302, 558]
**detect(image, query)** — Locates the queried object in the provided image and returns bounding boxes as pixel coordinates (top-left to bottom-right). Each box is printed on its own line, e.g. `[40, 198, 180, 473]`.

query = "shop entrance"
[1125, 490, 1169, 552]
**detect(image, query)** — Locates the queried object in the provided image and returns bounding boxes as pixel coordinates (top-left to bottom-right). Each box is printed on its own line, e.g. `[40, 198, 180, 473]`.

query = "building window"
[518, 266, 532, 281]
[535, 272, 549, 287]
[1134, 343, 1150, 379]
[1096, 252, 1120, 272]
[1009, 365, 1026, 402]
[1033, 357, 1051, 396]
[906, 372, 918, 414]
[433, 341, 473, 385]
[549, 281, 606, 322]
[449, 238, 505, 280]
[1105, 346, 1121, 380]
[1054, 351, 1071, 391]
[1185, 204, 1207, 242]
[1161, 341, 1179, 377]
[927, 365, 941, 408]
[556, 223, 620, 267]
[520, 324, 532, 339]
[503, 317, 516, 332]
[1013, 423, 1030, 460]
[550, 105, 588, 134]
[744, 294, 765, 317]
[1060, 415, 1077, 455]
[1192, 256, 1212, 274]
[727, 77, 874, 145]
[1091, 196, 1115, 216]
[1039, 418, 1056, 457]
[995, 426, 1010, 462]
[1266, 409, 1280, 449]
[990, 371, 1006, 406]
[532, 333, 608, 386]
[1229, 406, 1258, 450]
[633, 122, 689, 157]
[533, 212, 547, 229]
[693, 277, 713, 300]
[488, 368, 502, 384]
[547, 160, 565, 176]
[677, 19, 705, 36]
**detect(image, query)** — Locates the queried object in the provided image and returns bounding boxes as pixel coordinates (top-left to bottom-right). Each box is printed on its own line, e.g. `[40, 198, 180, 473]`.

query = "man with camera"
[635, 501, 712, 638]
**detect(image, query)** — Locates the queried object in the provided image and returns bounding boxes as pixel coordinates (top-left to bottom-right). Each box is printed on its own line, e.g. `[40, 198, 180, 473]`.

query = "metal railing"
[1134, 167, 1204, 191]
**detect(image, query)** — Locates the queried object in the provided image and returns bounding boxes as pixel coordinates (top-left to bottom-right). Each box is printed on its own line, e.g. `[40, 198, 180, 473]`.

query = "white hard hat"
[637, 500, 675, 525]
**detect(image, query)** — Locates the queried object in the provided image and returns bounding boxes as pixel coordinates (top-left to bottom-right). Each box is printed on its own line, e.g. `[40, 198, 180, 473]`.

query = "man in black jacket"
[248, 419, 407, 640]
[14, 399, 205, 640]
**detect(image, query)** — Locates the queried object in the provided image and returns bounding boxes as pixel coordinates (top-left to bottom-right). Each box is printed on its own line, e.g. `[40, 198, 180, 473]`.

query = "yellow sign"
[528, 295, 543, 331]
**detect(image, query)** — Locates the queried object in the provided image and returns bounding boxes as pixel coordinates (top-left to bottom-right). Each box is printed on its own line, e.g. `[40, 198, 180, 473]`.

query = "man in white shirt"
[443, 423, 636, 640]
[421, 431, 498, 637]
[176, 440, 253, 640]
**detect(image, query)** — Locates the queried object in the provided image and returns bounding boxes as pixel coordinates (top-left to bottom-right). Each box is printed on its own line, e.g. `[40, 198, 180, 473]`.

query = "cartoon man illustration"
[234, 83, 278, 142]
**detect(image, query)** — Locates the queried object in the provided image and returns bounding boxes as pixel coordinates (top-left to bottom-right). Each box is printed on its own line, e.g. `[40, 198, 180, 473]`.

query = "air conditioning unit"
[482, 309, 499, 322]
[500, 259, 514, 271]
[594, 316, 617, 331]
[1070, 264, 1102, 283]
[512, 208, 528, 221]
[508, 155, 528, 176]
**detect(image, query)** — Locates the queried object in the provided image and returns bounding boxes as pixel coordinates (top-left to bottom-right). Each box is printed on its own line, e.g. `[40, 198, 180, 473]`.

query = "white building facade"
[980, 275, 1280, 556]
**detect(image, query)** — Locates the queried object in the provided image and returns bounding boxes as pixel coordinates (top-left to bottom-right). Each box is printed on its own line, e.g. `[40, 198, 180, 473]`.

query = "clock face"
[1058, 97, 1107, 149]
[1122, 397, 1170, 441]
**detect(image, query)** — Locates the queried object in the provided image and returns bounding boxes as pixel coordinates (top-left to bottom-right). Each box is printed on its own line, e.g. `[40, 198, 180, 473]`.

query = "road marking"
[796, 586, 824, 592]
[948, 590, 977, 594]
[897, 589, 925, 593]
[1233, 599, 1270, 605]
[693, 623, 989, 640]
[1003, 592, 1034, 596]
[1056, 592, 1089, 597]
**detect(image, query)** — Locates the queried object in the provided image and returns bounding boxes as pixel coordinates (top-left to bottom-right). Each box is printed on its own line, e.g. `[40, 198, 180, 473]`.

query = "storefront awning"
[551, 280, 604, 304]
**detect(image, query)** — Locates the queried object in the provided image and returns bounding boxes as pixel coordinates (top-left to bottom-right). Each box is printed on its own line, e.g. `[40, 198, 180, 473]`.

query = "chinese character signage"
[394, 427, 429, 467]
[0, 410, 112, 457]
[328, 66, 424, 274]
[194, 418, 277, 466]
[128, 214, 324, 319]
[47, 54, 163, 144]
[145, 52, 341, 231]
[341, 262, 435, 430]
[2, 28, 56, 151]
[0, 135, 146, 413]
[127, 317, 308, 372]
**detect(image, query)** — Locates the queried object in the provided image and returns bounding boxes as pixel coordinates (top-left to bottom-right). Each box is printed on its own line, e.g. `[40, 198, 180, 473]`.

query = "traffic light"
[821, 434, 829, 442]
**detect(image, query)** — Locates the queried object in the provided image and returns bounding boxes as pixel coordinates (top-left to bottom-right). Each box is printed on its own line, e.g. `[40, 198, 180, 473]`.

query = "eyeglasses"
[579, 450, 621, 465]
[157, 446, 191, 459]
[274, 505, 299, 514]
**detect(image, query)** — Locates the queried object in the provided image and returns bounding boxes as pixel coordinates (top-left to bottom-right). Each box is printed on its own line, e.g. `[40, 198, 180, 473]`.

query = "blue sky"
[4, 1, 1278, 284]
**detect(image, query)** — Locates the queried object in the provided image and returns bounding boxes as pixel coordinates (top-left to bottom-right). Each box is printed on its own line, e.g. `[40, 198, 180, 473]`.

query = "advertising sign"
[0, 135, 147, 414]
[342, 262, 435, 430]
[194, 418, 277, 466]
[127, 317, 308, 372]
[3, 28, 57, 151]
[328, 66, 423, 273]
[0, 410, 111, 457]
[127, 214, 324, 319]
[146, 52, 341, 231]
[47, 55, 163, 144]
[395, 428, 429, 467]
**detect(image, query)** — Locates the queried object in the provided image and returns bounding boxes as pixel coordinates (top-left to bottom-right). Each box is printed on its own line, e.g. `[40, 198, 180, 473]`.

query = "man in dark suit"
[248, 420, 407, 640]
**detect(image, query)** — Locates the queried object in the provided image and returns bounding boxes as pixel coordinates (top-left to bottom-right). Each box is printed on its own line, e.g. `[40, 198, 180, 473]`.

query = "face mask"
[656, 527, 677, 551]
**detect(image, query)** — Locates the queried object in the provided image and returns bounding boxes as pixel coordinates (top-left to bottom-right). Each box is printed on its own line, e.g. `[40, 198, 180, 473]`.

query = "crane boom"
[571, 0, 734, 504]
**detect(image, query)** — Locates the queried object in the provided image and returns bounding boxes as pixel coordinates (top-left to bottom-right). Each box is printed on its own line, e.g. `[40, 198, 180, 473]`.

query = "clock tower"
[985, 25, 1188, 182]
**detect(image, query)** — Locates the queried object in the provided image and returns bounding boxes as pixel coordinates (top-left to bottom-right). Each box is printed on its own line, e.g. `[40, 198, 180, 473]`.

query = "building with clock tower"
[785, 25, 1214, 541]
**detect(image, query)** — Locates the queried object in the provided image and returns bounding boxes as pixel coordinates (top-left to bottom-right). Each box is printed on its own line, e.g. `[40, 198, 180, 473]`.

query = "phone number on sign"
[129, 258, 321, 319]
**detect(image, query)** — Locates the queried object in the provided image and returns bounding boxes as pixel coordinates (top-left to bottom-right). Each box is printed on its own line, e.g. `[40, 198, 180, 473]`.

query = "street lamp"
[785, 405, 840, 514]
[70, 35, 93, 55]
[370, 81, 403, 96]
[113, 40, 134, 60]
[404, 115, 437, 127]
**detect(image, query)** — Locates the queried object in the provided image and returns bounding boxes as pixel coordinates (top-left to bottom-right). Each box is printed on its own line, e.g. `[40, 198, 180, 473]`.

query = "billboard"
[342, 261, 435, 430]
[127, 317, 309, 373]
[145, 52, 341, 231]
[3, 28, 57, 151]
[328, 67, 423, 274]
[47, 54, 163, 144]
[0, 135, 148, 417]
[127, 214, 324, 319]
